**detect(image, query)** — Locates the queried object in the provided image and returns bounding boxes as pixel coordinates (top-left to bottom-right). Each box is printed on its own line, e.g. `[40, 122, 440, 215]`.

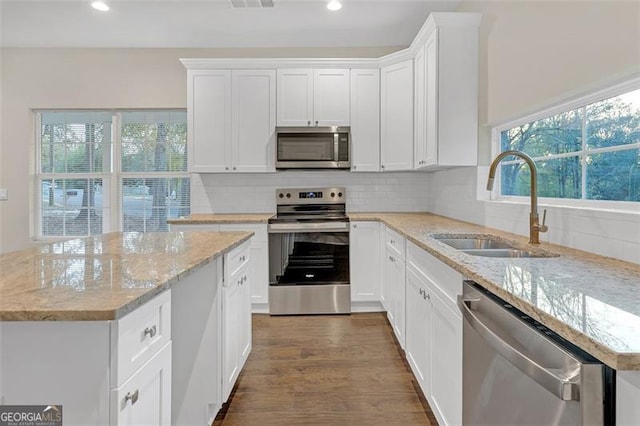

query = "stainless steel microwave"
[276, 126, 350, 169]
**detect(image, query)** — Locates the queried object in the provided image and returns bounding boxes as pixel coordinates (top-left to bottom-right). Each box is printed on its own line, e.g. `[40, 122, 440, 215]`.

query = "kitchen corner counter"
[167, 213, 274, 224]
[0, 231, 253, 321]
[350, 212, 640, 370]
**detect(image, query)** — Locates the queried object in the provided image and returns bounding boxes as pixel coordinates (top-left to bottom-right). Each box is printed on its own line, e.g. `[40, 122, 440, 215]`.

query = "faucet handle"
[539, 209, 549, 233]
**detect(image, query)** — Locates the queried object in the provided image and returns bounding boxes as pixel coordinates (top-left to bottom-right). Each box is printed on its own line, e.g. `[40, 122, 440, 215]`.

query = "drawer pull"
[143, 325, 157, 339]
[125, 389, 139, 405]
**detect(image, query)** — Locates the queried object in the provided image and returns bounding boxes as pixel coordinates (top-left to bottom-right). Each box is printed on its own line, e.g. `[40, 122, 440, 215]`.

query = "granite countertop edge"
[0, 232, 253, 322]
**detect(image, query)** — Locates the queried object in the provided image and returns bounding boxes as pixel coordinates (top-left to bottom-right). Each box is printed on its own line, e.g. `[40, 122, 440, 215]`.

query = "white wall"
[192, 171, 430, 214]
[429, 0, 640, 263]
[0, 46, 398, 253]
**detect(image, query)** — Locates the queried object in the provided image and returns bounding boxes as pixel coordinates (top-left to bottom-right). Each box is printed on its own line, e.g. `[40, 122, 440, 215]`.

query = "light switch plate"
[0, 188, 8, 201]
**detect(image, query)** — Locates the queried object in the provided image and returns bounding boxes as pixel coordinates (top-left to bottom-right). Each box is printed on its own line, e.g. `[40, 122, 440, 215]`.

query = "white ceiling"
[0, 0, 461, 48]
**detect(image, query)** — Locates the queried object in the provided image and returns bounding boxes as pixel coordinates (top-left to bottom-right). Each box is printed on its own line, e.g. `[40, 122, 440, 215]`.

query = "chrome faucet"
[487, 150, 548, 244]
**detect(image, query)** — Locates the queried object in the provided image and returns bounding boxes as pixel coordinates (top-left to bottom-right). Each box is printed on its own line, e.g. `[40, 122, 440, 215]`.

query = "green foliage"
[500, 94, 640, 202]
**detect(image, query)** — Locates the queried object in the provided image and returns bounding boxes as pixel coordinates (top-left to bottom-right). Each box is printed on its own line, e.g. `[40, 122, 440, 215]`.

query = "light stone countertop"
[350, 212, 640, 370]
[167, 213, 275, 224]
[0, 231, 252, 321]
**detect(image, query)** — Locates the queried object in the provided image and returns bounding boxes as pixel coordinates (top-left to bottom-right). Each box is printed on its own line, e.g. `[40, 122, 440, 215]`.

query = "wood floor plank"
[214, 313, 437, 426]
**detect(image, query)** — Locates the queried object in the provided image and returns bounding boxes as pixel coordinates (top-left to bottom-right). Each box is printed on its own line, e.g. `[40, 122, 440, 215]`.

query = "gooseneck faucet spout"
[487, 150, 548, 244]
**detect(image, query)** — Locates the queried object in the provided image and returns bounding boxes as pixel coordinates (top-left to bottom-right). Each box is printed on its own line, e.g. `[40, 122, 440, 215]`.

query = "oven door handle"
[268, 222, 349, 233]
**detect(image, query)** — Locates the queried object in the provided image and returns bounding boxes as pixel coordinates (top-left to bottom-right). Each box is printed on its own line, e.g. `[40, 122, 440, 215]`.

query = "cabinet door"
[232, 70, 276, 172]
[413, 44, 428, 169]
[313, 69, 350, 126]
[380, 59, 414, 171]
[238, 266, 252, 368]
[222, 277, 240, 401]
[188, 70, 232, 172]
[405, 266, 431, 396]
[349, 221, 381, 302]
[112, 341, 172, 426]
[350, 69, 380, 172]
[424, 31, 439, 167]
[276, 69, 313, 126]
[430, 290, 462, 426]
[385, 248, 406, 348]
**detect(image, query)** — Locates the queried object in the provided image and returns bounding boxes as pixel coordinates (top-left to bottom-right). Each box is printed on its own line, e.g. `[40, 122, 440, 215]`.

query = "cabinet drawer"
[407, 241, 462, 309]
[225, 241, 250, 283]
[227, 261, 250, 289]
[385, 227, 406, 260]
[112, 290, 171, 387]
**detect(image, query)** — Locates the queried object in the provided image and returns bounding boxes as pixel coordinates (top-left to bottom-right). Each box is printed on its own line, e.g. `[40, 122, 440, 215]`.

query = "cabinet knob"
[143, 325, 157, 339]
[353, 165, 357, 170]
[315, 121, 319, 126]
[389, 256, 394, 262]
[225, 166, 229, 171]
[381, 165, 385, 169]
[125, 389, 139, 405]
[353, 224, 357, 229]
[307, 120, 311, 126]
[233, 166, 237, 171]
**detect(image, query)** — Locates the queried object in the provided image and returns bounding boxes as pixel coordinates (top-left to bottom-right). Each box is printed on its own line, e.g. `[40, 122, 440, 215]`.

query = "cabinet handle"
[381, 164, 385, 169]
[353, 224, 357, 229]
[307, 120, 311, 126]
[225, 166, 229, 171]
[232, 166, 237, 171]
[143, 325, 157, 339]
[315, 120, 319, 126]
[390, 239, 395, 244]
[353, 165, 357, 170]
[125, 389, 139, 405]
[424, 293, 430, 301]
[389, 255, 394, 262]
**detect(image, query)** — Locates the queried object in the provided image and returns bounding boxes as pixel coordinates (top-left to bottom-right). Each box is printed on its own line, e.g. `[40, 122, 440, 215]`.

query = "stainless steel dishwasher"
[458, 281, 615, 425]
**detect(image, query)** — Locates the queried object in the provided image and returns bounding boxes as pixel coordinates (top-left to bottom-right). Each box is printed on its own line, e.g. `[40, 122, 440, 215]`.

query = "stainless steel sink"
[433, 235, 558, 258]
[460, 248, 547, 258]
[434, 237, 513, 250]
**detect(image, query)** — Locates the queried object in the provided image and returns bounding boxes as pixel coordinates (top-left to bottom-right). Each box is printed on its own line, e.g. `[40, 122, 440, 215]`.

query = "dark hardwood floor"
[214, 313, 438, 425]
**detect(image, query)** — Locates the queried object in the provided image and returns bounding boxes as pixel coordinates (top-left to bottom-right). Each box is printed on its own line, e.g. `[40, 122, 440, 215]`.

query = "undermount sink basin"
[433, 235, 558, 259]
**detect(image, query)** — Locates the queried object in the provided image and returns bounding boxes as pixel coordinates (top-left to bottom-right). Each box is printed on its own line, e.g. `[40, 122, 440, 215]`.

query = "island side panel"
[0, 321, 111, 425]
[171, 257, 224, 425]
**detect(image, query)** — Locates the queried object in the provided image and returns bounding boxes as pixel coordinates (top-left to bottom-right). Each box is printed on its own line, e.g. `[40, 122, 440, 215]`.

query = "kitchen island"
[0, 231, 253, 425]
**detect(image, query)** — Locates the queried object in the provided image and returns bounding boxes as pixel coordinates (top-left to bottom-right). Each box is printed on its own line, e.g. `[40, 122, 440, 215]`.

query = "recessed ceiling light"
[327, 0, 342, 11]
[91, 1, 110, 12]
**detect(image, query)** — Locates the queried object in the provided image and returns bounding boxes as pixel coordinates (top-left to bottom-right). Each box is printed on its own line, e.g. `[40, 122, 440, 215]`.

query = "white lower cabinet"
[349, 221, 382, 310]
[383, 226, 407, 348]
[222, 241, 252, 402]
[405, 266, 432, 393]
[112, 341, 172, 425]
[406, 241, 463, 426]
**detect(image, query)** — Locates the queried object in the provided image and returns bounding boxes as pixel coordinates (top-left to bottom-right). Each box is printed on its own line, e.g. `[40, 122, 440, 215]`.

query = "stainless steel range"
[268, 187, 350, 315]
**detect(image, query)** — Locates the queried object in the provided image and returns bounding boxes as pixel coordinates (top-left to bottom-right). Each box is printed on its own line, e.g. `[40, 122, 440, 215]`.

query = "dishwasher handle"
[457, 295, 581, 401]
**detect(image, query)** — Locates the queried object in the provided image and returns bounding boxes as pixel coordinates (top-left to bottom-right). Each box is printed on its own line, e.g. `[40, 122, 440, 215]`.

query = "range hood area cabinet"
[187, 69, 276, 173]
[276, 68, 350, 127]
[413, 13, 480, 169]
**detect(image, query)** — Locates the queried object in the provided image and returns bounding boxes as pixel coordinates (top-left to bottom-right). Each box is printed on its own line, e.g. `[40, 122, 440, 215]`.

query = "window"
[494, 81, 640, 205]
[36, 110, 189, 237]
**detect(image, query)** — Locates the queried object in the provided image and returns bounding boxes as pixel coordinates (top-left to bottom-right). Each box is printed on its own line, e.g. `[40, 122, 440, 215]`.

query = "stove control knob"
[286, 193, 291, 198]
[331, 192, 336, 198]
[338, 192, 343, 198]
[279, 193, 284, 198]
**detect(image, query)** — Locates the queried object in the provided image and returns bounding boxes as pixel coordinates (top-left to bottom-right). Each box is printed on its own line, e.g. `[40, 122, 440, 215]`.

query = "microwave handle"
[334, 132, 339, 162]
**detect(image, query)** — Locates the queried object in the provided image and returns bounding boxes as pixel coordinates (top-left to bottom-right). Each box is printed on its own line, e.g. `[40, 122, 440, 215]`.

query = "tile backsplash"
[191, 171, 431, 214]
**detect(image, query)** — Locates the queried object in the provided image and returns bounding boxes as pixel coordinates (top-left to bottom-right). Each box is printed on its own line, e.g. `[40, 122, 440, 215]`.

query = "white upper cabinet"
[232, 70, 277, 172]
[189, 70, 232, 173]
[187, 69, 276, 173]
[413, 13, 480, 169]
[380, 59, 414, 171]
[277, 68, 350, 127]
[350, 69, 380, 172]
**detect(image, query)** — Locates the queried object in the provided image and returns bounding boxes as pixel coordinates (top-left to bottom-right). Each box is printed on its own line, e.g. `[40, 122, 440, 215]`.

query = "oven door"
[268, 222, 350, 315]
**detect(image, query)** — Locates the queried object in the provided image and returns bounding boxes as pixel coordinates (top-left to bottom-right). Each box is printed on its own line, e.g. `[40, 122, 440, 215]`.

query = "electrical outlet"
[0, 189, 7, 201]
